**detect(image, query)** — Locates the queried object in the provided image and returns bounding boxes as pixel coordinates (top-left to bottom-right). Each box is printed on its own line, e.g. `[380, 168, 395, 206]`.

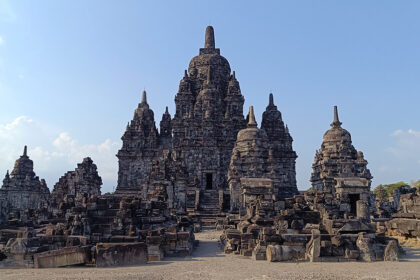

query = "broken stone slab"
[338, 220, 375, 234]
[266, 244, 306, 262]
[95, 242, 147, 267]
[252, 244, 266, 260]
[356, 232, 375, 262]
[34, 246, 89, 268]
[384, 240, 399, 261]
[306, 229, 321, 262]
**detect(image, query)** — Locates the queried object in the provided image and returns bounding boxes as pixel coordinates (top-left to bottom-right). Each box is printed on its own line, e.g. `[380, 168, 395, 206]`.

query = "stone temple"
[310, 106, 372, 214]
[0, 146, 50, 223]
[0, 26, 411, 268]
[115, 26, 298, 219]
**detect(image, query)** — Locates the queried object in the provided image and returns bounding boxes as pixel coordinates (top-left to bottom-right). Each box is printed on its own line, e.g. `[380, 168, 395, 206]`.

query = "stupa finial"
[23, 145, 27, 157]
[331, 105, 342, 128]
[247, 106, 258, 128]
[269, 93, 274, 106]
[141, 90, 147, 104]
[204, 26, 215, 48]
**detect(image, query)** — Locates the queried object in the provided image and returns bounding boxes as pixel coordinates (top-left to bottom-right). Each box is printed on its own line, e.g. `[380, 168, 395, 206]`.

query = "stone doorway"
[349, 194, 360, 215]
[205, 173, 213, 190]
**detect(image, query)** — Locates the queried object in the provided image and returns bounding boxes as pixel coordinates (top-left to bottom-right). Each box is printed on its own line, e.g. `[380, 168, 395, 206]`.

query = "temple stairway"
[197, 190, 222, 226]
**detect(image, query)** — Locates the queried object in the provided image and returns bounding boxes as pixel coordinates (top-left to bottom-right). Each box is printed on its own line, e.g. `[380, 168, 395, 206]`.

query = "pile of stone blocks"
[220, 190, 401, 263]
[386, 190, 420, 238]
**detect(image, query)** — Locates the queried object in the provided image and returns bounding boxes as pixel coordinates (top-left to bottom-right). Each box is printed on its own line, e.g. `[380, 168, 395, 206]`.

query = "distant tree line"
[372, 180, 420, 201]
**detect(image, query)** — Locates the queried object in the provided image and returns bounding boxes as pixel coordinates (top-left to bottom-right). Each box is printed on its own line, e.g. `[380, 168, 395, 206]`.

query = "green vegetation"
[372, 181, 410, 201]
[412, 180, 420, 189]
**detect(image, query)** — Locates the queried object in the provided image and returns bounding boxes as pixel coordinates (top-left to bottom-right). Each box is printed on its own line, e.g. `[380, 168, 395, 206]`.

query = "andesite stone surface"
[115, 26, 298, 219]
[0, 146, 50, 222]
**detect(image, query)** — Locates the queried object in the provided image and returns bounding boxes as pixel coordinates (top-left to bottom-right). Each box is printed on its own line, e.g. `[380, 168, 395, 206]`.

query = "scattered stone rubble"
[385, 188, 420, 239]
[0, 151, 195, 268]
[219, 107, 400, 262]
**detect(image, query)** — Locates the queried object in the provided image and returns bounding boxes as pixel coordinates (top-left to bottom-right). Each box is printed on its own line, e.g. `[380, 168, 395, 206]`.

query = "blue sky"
[1, 0, 420, 192]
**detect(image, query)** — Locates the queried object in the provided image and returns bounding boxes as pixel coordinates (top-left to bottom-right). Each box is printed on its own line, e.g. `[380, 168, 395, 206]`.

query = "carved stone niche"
[334, 177, 370, 215]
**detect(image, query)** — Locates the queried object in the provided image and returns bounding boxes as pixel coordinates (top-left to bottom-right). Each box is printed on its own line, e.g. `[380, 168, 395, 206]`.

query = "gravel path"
[1, 230, 419, 280]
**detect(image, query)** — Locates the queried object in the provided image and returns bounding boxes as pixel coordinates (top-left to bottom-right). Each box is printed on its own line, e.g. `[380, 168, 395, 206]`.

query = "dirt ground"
[1, 229, 419, 280]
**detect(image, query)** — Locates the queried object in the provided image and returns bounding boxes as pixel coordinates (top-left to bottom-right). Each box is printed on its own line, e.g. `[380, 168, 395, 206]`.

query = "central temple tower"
[172, 26, 246, 191]
[116, 26, 297, 218]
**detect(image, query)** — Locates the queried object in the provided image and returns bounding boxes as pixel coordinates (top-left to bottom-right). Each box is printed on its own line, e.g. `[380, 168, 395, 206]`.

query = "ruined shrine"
[311, 106, 372, 214]
[115, 26, 297, 221]
[0, 146, 50, 223]
[228, 105, 298, 213]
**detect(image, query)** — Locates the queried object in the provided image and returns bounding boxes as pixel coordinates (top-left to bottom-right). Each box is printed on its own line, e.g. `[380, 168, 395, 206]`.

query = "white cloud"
[387, 129, 420, 161]
[0, 116, 119, 193]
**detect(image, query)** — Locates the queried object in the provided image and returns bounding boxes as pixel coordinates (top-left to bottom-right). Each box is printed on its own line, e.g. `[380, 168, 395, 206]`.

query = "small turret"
[23, 145, 27, 157]
[159, 107, 172, 149]
[331, 105, 342, 128]
[3, 170, 10, 184]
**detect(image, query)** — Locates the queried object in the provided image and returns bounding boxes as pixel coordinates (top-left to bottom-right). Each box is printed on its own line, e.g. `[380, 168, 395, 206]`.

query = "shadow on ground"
[400, 247, 420, 262]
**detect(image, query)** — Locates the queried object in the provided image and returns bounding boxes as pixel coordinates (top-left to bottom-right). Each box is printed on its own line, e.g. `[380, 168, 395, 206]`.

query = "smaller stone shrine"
[310, 106, 372, 215]
[0, 146, 50, 223]
[50, 157, 102, 214]
[228, 105, 298, 213]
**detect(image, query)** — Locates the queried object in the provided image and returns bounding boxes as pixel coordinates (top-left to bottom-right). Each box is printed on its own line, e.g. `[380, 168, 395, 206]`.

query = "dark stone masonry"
[0, 146, 50, 223]
[0, 26, 411, 267]
[115, 26, 298, 223]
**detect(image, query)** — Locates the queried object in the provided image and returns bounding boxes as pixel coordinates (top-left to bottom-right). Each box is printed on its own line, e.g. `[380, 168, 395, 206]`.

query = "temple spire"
[204, 26, 215, 49]
[23, 145, 27, 157]
[331, 105, 342, 128]
[247, 106, 258, 128]
[165, 106, 169, 114]
[184, 69, 188, 78]
[269, 93, 274, 106]
[141, 90, 147, 104]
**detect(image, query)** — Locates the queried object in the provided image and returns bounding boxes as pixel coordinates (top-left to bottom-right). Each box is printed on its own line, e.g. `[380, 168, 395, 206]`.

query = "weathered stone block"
[96, 242, 147, 267]
[34, 246, 88, 268]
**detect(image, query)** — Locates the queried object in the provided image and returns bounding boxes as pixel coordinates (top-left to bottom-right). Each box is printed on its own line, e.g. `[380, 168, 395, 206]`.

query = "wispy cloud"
[0, 116, 119, 192]
[387, 129, 420, 161]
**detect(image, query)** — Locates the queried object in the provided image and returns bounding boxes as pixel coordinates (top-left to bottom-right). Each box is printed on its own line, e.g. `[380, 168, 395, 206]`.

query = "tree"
[373, 184, 387, 201]
[410, 180, 420, 189]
